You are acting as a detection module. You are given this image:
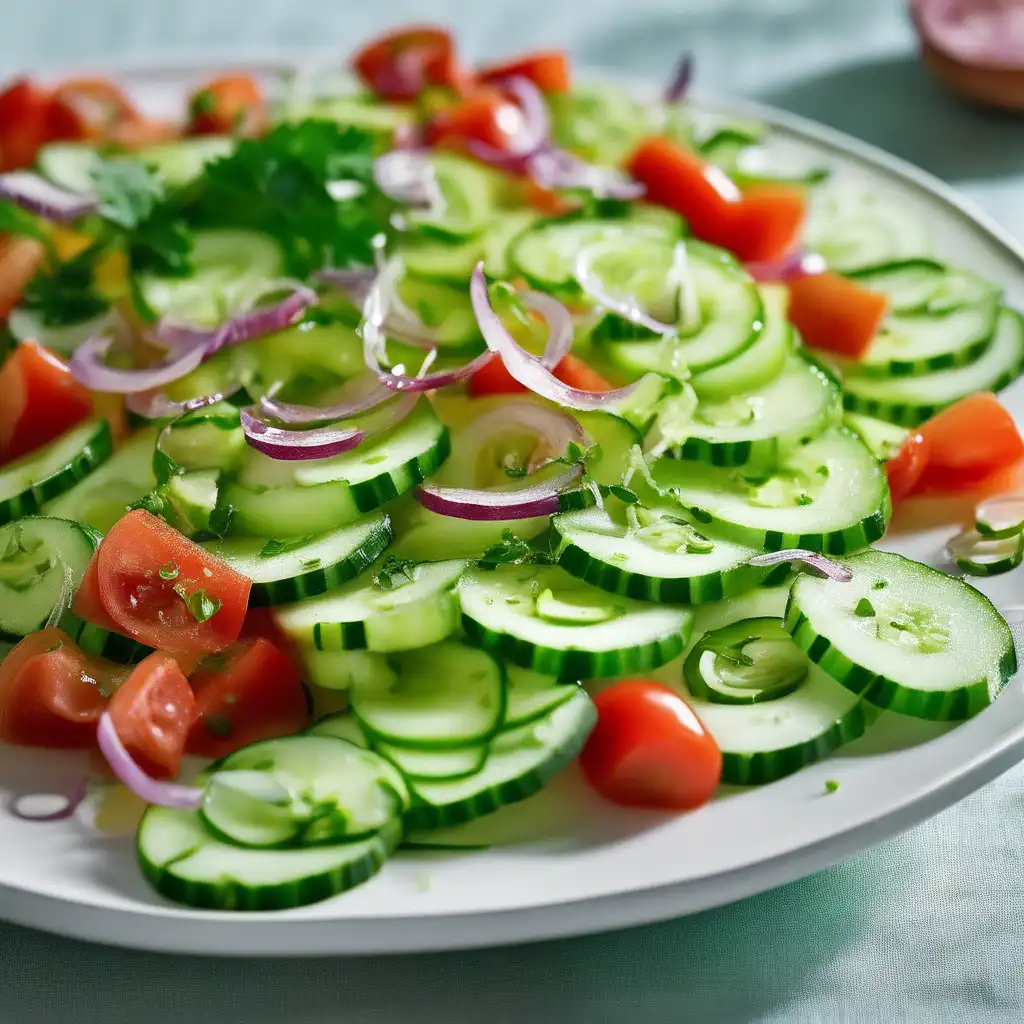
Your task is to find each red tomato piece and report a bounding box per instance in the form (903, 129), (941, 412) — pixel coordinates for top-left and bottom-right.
(554, 353), (613, 393)
(477, 51), (571, 93)
(188, 75), (266, 136)
(0, 78), (53, 170)
(0, 629), (115, 748)
(627, 137), (741, 250)
(730, 184), (806, 263)
(0, 237), (48, 324)
(786, 272), (889, 359)
(186, 638), (308, 758)
(579, 680), (722, 811)
(885, 431), (930, 504)
(912, 392), (1024, 494)
(0, 341), (94, 465)
(522, 177), (577, 216)
(424, 86), (516, 152)
(83, 510), (251, 657)
(353, 26), (462, 102)
(467, 353), (613, 397)
(50, 77), (142, 140)
(106, 652), (195, 778)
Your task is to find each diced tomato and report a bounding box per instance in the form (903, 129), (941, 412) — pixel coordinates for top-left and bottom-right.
(786, 272), (889, 359)
(0, 341), (94, 465)
(627, 137), (741, 250)
(105, 652), (195, 778)
(76, 510), (251, 657)
(0, 629), (114, 748)
(72, 554), (122, 633)
(912, 392), (1024, 494)
(51, 77), (142, 141)
(0, 78), (53, 170)
(554, 353), (613, 392)
(0, 236), (48, 323)
(730, 184), (806, 263)
(186, 638), (308, 758)
(353, 26), (462, 102)
(424, 85), (515, 151)
(477, 51), (571, 93)
(188, 74), (266, 136)
(885, 431), (930, 504)
(522, 177), (576, 216)
(468, 353), (613, 397)
(579, 680), (722, 811)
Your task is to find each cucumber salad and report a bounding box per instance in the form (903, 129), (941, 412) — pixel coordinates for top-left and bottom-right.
(0, 26), (1021, 912)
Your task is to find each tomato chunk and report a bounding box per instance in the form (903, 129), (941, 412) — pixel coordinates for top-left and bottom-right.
(0, 629), (115, 748)
(51, 77), (142, 141)
(468, 353), (613, 397)
(0, 237), (48, 324)
(730, 184), (806, 263)
(106, 652), (195, 778)
(579, 680), (722, 811)
(885, 431), (930, 504)
(0, 341), (94, 465)
(477, 51), (570, 93)
(913, 392), (1024, 494)
(77, 510), (250, 657)
(786, 272), (889, 359)
(424, 86), (516, 151)
(0, 78), (53, 170)
(186, 638), (308, 758)
(353, 26), (462, 102)
(188, 74), (266, 136)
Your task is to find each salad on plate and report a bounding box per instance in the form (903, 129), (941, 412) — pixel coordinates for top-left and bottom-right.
(0, 24), (1022, 912)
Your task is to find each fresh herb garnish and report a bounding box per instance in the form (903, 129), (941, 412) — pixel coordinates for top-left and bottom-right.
(502, 464), (529, 480)
(44, 639), (64, 653)
(796, 493), (814, 506)
(477, 529), (554, 568)
(173, 584), (222, 623)
(260, 536), (314, 557)
(374, 555), (418, 590)
(92, 159), (164, 230)
(854, 598), (876, 617)
(22, 245), (110, 326)
(158, 561), (180, 581)
(872, 580), (888, 590)
(603, 483), (639, 504)
(206, 502), (235, 539)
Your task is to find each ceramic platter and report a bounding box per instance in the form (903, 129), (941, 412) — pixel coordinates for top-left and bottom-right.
(1, 60), (1023, 956)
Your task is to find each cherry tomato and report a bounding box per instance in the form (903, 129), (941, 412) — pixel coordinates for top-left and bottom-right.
(352, 26), (462, 102)
(188, 75), (266, 136)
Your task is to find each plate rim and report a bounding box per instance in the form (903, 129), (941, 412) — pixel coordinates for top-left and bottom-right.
(2, 57), (1024, 957)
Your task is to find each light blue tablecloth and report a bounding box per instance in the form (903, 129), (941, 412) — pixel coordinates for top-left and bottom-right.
(3, 2), (1024, 1021)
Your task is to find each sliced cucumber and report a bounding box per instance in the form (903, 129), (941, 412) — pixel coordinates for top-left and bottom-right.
(200, 735), (408, 848)
(395, 277), (482, 347)
(407, 153), (505, 241)
(459, 563), (694, 678)
(164, 470), (218, 536)
(0, 420), (111, 526)
(842, 412), (909, 462)
(947, 529), (1024, 578)
(375, 741), (489, 782)
(274, 558), (465, 651)
(349, 642), (506, 748)
(652, 427), (890, 554)
(550, 84), (661, 166)
(975, 494), (1024, 540)
(785, 548), (1016, 720)
(307, 711), (371, 748)
(204, 513), (393, 607)
(6, 307), (109, 355)
(0, 516), (100, 639)
(65, 617), (150, 665)
(138, 136), (236, 187)
(848, 259), (1000, 316)
(137, 806), (401, 911)
(224, 399), (450, 536)
(404, 689), (596, 830)
(35, 142), (101, 193)
(842, 307), (1024, 426)
(505, 666), (579, 728)
(159, 406), (245, 473)
(43, 428), (157, 533)
(552, 504), (764, 604)
(660, 356), (841, 468)
(284, 94), (414, 136)
(298, 649), (393, 693)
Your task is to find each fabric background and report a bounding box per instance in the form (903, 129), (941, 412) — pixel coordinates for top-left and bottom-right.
(1, 1), (1023, 1020)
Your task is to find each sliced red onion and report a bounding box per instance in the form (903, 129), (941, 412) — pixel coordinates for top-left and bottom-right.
(415, 468), (583, 521)
(153, 317), (222, 352)
(240, 407), (365, 460)
(125, 385), (241, 420)
(10, 777), (89, 823)
(748, 549), (854, 582)
(314, 266), (378, 306)
(69, 330), (208, 394)
(96, 712), (204, 810)
(664, 52), (694, 104)
(528, 148), (646, 201)
(746, 250), (827, 283)
(462, 399), (586, 474)
(258, 376), (393, 426)
(373, 150), (443, 209)
(0, 171), (98, 222)
(205, 279), (318, 355)
(471, 263), (652, 411)
(467, 76), (551, 167)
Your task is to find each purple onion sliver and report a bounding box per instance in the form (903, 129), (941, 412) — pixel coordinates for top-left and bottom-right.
(258, 379), (393, 426)
(96, 713), (205, 810)
(466, 76), (550, 169)
(663, 52), (694, 104)
(748, 549), (853, 582)
(69, 331), (208, 394)
(524, 289), (574, 368)
(10, 777), (89, 822)
(240, 407), (365, 460)
(414, 469), (580, 521)
(125, 385), (240, 421)
(206, 282), (318, 355)
(0, 171), (99, 222)
(528, 148), (646, 201)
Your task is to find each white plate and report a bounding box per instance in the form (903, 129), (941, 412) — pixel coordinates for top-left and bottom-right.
(3, 62), (1024, 957)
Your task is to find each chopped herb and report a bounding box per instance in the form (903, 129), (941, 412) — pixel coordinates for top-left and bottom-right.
(260, 536), (314, 557)
(174, 585), (222, 623)
(815, 465), (829, 477)
(22, 245), (109, 326)
(478, 530), (533, 567)
(690, 507), (713, 524)
(824, 779), (840, 794)
(374, 555), (418, 590)
(854, 598), (875, 617)
(604, 484), (640, 504)
(796, 493), (814, 506)
(207, 503), (235, 539)
(92, 158), (165, 231)
(152, 447), (185, 486)
(503, 464), (528, 480)
(872, 580), (888, 590)
(203, 714), (233, 738)
(0, 201), (55, 254)
(158, 561), (180, 581)
(190, 89), (217, 118)
(128, 490), (166, 516)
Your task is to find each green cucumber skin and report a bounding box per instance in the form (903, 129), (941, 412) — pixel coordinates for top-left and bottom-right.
(246, 520), (393, 608)
(853, 333), (994, 380)
(68, 617), (151, 664)
(720, 699), (877, 785)
(552, 530), (765, 605)
(0, 422), (112, 525)
(460, 614), (686, 679)
(784, 605), (1015, 721)
(137, 815), (401, 912)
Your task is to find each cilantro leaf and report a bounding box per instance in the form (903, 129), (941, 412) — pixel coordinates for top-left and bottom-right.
(92, 159), (165, 230)
(21, 245), (109, 327)
(260, 536), (314, 557)
(374, 556), (418, 590)
(153, 447), (185, 487)
(158, 561), (180, 581)
(173, 584), (222, 623)
(207, 502), (235, 539)
(854, 598), (876, 617)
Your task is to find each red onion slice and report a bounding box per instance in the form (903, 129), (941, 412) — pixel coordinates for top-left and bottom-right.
(125, 385), (242, 420)
(373, 150), (443, 209)
(664, 52), (695, 104)
(314, 266), (378, 306)
(0, 171), (98, 222)
(96, 713), (204, 810)
(69, 330), (208, 394)
(205, 279), (318, 355)
(746, 251), (827, 284)
(460, 399), (586, 474)
(748, 549), (854, 582)
(471, 263), (652, 411)
(258, 376), (393, 426)
(527, 148), (646, 201)
(10, 777), (89, 823)
(240, 407), (365, 460)
(467, 76), (551, 167)
(415, 468), (583, 521)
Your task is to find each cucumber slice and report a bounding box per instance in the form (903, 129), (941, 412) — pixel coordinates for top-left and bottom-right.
(137, 806), (401, 911)
(164, 471), (218, 536)
(0, 516), (100, 639)
(6, 307), (109, 355)
(298, 649), (393, 693)
(65, 617), (150, 664)
(552, 505), (764, 604)
(842, 412), (909, 462)
(505, 666), (579, 727)
(35, 142), (101, 193)
(307, 711), (371, 748)
(224, 399), (450, 536)
(550, 84), (661, 166)
(975, 495), (1024, 540)
(459, 563), (694, 678)
(397, 236), (482, 285)
(285, 95), (414, 135)
(842, 307), (1024, 426)
(651, 427), (890, 554)
(375, 741), (489, 781)
(138, 136), (235, 187)
(204, 513), (393, 607)
(404, 688), (596, 830)
(848, 260), (1000, 315)
(689, 284), (792, 399)
(408, 153), (504, 241)
(43, 428), (157, 533)
(349, 641), (506, 748)
(785, 548), (1016, 720)
(395, 277), (482, 348)
(0, 419), (111, 526)
(660, 356), (841, 468)
(200, 735), (408, 848)
(274, 558), (465, 651)
(159, 406), (245, 472)
(947, 529), (1024, 577)
(683, 616), (808, 704)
